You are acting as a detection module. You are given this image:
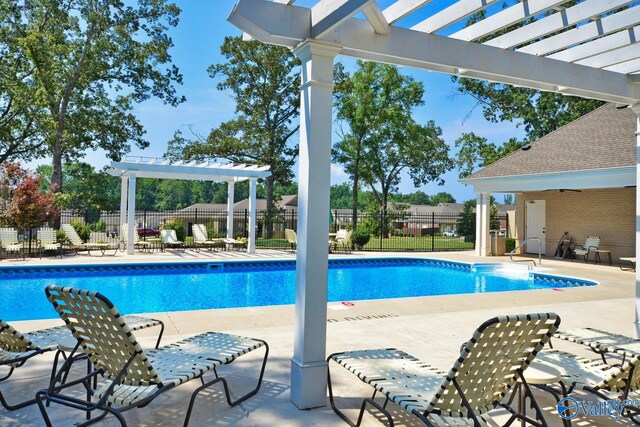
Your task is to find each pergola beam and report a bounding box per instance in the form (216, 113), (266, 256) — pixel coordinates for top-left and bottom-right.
(576, 43), (640, 69)
(519, 7), (640, 56)
(362, 3), (389, 35)
(485, 0), (636, 49)
(311, 0), (373, 38)
(228, 0), (640, 104)
(549, 26), (640, 63)
(382, 0), (431, 25)
(412, 0), (500, 34)
(451, 0), (569, 42)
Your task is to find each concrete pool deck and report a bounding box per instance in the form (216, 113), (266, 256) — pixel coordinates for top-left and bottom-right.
(0, 249), (636, 426)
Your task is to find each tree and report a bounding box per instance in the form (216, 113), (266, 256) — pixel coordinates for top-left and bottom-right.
(430, 192), (456, 205)
(166, 36), (300, 238)
(457, 199), (475, 242)
(37, 163), (119, 214)
(5, 175), (59, 244)
(4, 0), (184, 192)
(503, 194), (514, 205)
(455, 133), (525, 178)
(334, 62), (452, 237)
(0, 1), (47, 163)
(0, 162), (29, 211)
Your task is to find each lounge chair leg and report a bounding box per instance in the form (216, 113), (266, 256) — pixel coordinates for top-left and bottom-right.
(0, 389), (37, 411)
(153, 320), (165, 349)
(182, 341), (268, 427)
(36, 390), (54, 427)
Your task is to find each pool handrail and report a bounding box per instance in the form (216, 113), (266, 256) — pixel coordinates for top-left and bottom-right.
(510, 237), (542, 266)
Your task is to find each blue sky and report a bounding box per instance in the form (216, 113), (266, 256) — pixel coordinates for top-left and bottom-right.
(30, 0), (526, 204)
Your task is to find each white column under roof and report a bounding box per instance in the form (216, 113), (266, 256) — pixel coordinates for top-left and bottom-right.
(126, 173), (137, 255)
(248, 178), (257, 254)
(290, 40), (340, 410)
(632, 105), (640, 337)
(227, 181), (235, 239)
(119, 175), (128, 236)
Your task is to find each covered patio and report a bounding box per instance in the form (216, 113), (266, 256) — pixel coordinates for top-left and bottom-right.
(227, 0), (640, 410)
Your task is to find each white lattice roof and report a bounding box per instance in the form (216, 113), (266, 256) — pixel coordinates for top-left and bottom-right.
(229, 0), (640, 104)
(107, 156), (271, 182)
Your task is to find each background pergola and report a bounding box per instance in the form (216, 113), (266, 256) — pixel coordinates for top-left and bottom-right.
(107, 157), (271, 254)
(228, 0), (640, 410)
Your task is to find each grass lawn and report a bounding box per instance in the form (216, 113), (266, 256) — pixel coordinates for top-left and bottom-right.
(254, 236), (473, 251)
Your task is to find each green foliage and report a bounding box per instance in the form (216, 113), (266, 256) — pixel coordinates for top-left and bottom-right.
(69, 219), (91, 243)
(388, 190), (456, 206)
(490, 204), (500, 230)
(5, 173), (59, 231)
(503, 194), (514, 205)
(161, 219), (186, 242)
(2, 0), (184, 190)
(455, 133), (525, 178)
(351, 227), (371, 250)
(505, 237), (516, 253)
(333, 61), (453, 231)
(166, 36), (300, 237)
(457, 200), (476, 242)
(55, 229), (66, 243)
(94, 218), (106, 232)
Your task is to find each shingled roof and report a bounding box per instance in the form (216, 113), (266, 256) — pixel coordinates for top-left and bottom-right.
(466, 103), (636, 180)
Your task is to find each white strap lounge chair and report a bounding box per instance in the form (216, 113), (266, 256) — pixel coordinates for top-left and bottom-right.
(37, 285), (268, 426)
(0, 315), (163, 411)
(121, 223), (153, 252)
(534, 348), (640, 422)
(284, 229), (297, 252)
(60, 224), (91, 255)
(328, 313), (560, 426)
(0, 228), (24, 259)
(223, 237), (245, 251)
(160, 228), (185, 251)
(554, 327), (640, 364)
(192, 224), (223, 251)
(37, 227), (61, 258)
(331, 229), (352, 254)
(572, 235), (600, 263)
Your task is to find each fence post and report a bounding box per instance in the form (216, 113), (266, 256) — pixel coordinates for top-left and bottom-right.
(244, 209), (248, 238)
(431, 212), (435, 251)
(505, 213), (510, 238)
(195, 208), (198, 231)
(379, 210), (383, 251)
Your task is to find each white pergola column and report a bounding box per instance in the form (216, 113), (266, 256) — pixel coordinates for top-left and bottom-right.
(227, 181), (235, 239)
(119, 175), (128, 233)
(633, 105), (640, 337)
(126, 173), (136, 255)
(290, 40), (341, 409)
(475, 192), (491, 257)
(248, 178), (257, 254)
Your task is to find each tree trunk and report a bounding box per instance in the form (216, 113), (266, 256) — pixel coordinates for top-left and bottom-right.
(50, 127), (64, 228)
(265, 176), (274, 239)
(381, 190), (388, 239)
(351, 173), (359, 230)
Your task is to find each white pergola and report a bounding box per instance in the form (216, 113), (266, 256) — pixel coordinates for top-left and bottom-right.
(107, 157), (271, 255)
(227, 0), (640, 410)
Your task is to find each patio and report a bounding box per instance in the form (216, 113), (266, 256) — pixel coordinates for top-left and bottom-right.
(0, 250), (634, 426)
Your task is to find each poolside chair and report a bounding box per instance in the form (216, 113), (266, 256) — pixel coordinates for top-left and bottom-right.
(223, 237), (246, 251)
(572, 235), (600, 263)
(37, 227), (61, 258)
(328, 313), (561, 427)
(60, 224), (91, 255)
(192, 224), (223, 251)
(534, 346), (640, 422)
(160, 228), (185, 251)
(331, 229), (352, 254)
(620, 257), (636, 271)
(0, 228), (24, 259)
(285, 229), (297, 252)
(37, 285), (268, 426)
(121, 223), (153, 252)
(0, 315), (164, 411)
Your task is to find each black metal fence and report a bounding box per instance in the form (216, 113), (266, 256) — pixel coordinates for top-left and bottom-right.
(39, 208), (509, 252)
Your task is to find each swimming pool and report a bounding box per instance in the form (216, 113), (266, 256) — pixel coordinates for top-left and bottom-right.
(0, 258), (596, 321)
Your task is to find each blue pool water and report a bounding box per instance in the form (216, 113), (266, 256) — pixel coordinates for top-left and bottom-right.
(0, 259), (596, 321)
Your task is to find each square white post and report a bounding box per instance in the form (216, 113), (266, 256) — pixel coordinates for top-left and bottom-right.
(227, 181), (235, 239)
(474, 193), (490, 256)
(119, 175), (128, 238)
(633, 106), (640, 337)
(248, 178), (257, 254)
(126, 173), (137, 255)
(290, 40), (341, 409)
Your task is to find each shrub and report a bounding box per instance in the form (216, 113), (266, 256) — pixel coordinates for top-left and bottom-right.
(70, 219), (91, 243)
(351, 227), (371, 250)
(162, 219), (186, 241)
(94, 218), (107, 232)
(505, 237), (516, 253)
